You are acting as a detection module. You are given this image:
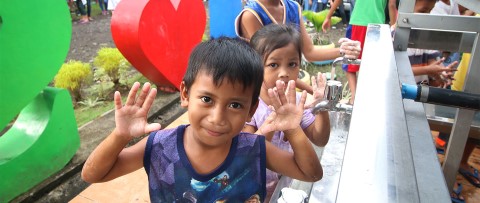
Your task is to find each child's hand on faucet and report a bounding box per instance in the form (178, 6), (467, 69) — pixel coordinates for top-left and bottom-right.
(339, 38), (361, 59)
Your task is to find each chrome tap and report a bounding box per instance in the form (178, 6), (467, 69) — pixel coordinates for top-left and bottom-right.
(311, 57), (360, 114)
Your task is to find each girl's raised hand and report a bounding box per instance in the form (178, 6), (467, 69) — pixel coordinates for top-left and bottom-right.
(305, 72), (327, 108)
(259, 80), (307, 134)
(113, 82), (161, 140)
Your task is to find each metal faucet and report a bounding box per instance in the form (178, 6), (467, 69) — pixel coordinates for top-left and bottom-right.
(311, 57), (361, 114)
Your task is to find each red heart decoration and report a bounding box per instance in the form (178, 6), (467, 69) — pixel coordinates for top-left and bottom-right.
(111, 0), (206, 90)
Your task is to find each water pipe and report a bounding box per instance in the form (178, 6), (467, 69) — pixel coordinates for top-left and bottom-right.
(401, 83), (480, 111)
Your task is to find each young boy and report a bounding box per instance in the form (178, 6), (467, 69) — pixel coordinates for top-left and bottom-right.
(81, 38), (322, 202)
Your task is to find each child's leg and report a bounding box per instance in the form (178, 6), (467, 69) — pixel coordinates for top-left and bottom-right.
(103, 1), (108, 13)
(345, 25), (367, 104)
(76, 0), (87, 16)
(86, 0), (92, 18)
(76, 0), (89, 22)
(98, 0), (106, 11)
(337, 2), (348, 25)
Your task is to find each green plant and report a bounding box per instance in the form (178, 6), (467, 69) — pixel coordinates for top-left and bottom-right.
(54, 60), (92, 102)
(302, 10), (342, 33)
(92, 67), (112, 99)
(341, 81), (352, 101)
(93, 47), (130, 89)
(202, 33), (210, 42)
(311, 35), (333, 46)
(77, 97), (104, 109)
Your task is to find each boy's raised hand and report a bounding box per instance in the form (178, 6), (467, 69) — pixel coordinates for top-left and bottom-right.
(259, 80), (307, 134)
(113, 82), (161, 140)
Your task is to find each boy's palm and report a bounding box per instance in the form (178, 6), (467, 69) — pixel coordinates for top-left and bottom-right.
(261, 80), (307, 133)
(114, 82), (161, 139)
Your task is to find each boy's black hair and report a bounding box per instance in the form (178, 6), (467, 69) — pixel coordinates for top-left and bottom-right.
(250, 24), (302, 64)
(183, 37), (264, 105)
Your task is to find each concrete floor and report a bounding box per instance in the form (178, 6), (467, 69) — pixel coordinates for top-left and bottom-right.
(434, 132), (480, 203)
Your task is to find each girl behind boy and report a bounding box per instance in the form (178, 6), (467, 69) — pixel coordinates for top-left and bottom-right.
(82, 38), (322, 202)
(244, 24), (330, 200)
(236, 0), (361, 94)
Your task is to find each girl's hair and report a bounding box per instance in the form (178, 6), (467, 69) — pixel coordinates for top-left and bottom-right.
(182, 37), (264, 105)
(250, 24), (302, 63)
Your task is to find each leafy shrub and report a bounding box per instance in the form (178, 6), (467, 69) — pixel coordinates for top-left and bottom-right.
(77, 97), (104, 109)
(54, 60), (92, 102)
(303, 10), (342, 32)
(93, 47), (130, 89)
(202, 33), (210, 42)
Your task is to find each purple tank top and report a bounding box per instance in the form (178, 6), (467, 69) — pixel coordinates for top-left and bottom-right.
(144, 125), (266, 202)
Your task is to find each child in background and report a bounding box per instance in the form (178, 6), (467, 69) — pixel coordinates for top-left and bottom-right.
(244, 24), (330, 201)
(76, 0), (91, 23)
(82, 38), (322, 202)
(322, 0), (398, 103)
(107, 0), (121, 15)
(235, 0), (361, 94)
(408, 49), (457, 88)
(410, 0), (463, 202)
(430, 0), (461, 70)
(98, 0), (108, 16)
(408, 0), (457, 88)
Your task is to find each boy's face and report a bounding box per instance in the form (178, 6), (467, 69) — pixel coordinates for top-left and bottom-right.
(180, 70), (257, 147)
(263, 43), (300, 89)
(414, 0), (436, 13)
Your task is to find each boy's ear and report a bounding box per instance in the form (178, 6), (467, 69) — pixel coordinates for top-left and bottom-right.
(180, 81), (189, 107)
(247, 100), (259, 122)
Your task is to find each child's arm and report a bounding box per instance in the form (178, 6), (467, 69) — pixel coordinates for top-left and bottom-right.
(82, 82), (161, 183)
(300, 17), (360, 62)
(266, 129), (322, 182)
(412, 58), (457, 88)
(243, 124), (275, 141)
(388, 0), (398, 26)
(322, 0), (343, 33)
(263, 80), (323, 181)
(411, 57), (457, 76)
(295, 79), (314, 95)
(238, 10), (263, 40)
(304, 72), (330, 147)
